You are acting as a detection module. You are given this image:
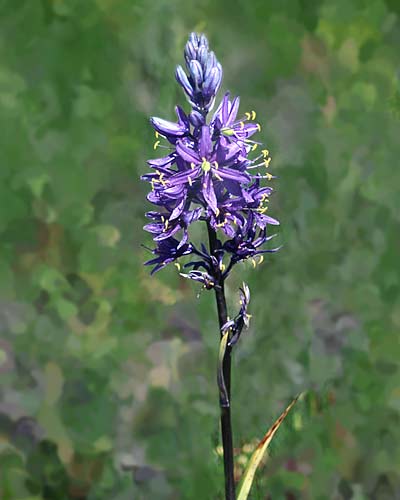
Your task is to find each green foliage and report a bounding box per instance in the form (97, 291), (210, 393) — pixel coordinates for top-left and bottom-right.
(0, 0), (399, 498)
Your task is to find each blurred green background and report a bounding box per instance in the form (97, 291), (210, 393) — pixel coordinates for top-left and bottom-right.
(1, 1), (400, 498)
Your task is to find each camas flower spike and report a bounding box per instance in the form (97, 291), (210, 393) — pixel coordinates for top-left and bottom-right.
(143, 33), (279, 286)
(142, 33), (281, 500)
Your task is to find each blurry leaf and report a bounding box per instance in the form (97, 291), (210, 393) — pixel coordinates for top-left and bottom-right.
(217, 331), (229, 408)
(26, 173), (50, 198)
(94, 435), (113, 452)
(44, 362), (64, 405)
(0, 66), (26, 109)
(35, 266), (68, 294)
(55, 298), (78, 320)
(237, 395), (301, 500)
(94, 225), (121, 248)
(74, 85), (113, 119)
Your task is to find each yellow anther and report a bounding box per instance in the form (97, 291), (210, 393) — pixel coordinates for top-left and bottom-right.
(164, 218), (169, 230)
(240, 121), (245, 129)
(174, 262), (181, 271)
(251, 110), (256, 120)
(219, 262), (226, 272)
(261, 195), (269, 204)
(213, 161), (219, 168)
(266, 172), (273, 180)
(256, 123), (261, 132)
(153, 140), (160, 150)
(201, 158), (211, 172)
(190, 162), (196, 169)
(251, 258), (257, 268)
(252, 143), (258, 151)
(245, 112), (251, 120)
(155, 169), (166, 186)
(155, 131), (159, 138)
(264, 157), (271, 168)
(215, 208), (220, 217)
(258, 255), (264, 265)
(150, 180), (155, 191)
(214, 172), (223, 181)
(216, 218), (227, 228)
(188, 175), (193, 186)
(262, 149), (270, 157)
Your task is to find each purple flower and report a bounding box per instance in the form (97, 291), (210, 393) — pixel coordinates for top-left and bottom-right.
(144, 237), (193, 274)
(143, 32), (280, 284)
(222, 211), (280, 267)
(150, 106), (190, 144)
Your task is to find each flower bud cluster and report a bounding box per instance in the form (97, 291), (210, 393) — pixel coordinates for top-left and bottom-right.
(175, 32), (223, 118)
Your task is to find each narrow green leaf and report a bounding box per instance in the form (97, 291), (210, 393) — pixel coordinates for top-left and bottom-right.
(217, 331), (230, 408)
(237, 394), (302, 500)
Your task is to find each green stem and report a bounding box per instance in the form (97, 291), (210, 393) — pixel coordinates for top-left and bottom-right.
(207, 224), (236, 500)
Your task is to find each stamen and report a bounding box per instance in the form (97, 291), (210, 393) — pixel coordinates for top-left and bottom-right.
(174, 262), (181, 271)
(216, 218), (227, 227)
(264, 158), (271, 168)
(153, 140), (160, 150)
(251, 110), (256, 120)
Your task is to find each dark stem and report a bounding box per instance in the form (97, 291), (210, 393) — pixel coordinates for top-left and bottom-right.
(207, 224), (236, 500)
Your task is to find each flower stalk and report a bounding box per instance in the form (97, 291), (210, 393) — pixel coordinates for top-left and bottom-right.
(142, 32), (280, 499)
(208, 223), (236, 499)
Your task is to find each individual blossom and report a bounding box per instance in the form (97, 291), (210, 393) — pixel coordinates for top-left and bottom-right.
(144, 237), (193, 275)
(222, 210), (280, 269)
